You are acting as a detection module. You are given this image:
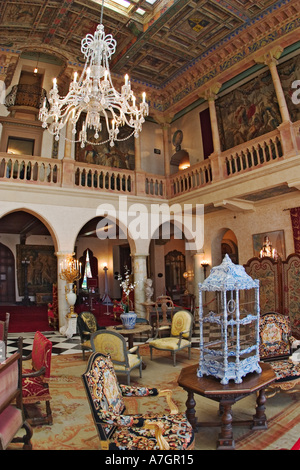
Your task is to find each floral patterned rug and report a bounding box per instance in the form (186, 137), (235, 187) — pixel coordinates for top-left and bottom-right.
(10, 348), (300, 450)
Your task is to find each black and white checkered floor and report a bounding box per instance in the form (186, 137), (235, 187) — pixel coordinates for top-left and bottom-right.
(7, 326), (202, 357)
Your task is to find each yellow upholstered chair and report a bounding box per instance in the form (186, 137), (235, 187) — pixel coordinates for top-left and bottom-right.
(82, 352), (195, 450)
(91, 330), (142, 385)
(77, 311), (106, 359)
(149, 310), (193, 366)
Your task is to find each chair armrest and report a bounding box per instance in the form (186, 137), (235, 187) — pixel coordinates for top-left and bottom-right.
(120, 383), (159, 397)
(22, 365), (46, 378)
(128, 346), (139, 354)
(158, 389), (178, 415)
(144, 420), (170, 450)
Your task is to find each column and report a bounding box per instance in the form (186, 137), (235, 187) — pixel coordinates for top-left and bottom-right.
(132, 254), (148, 318)
(199, 83), (222, 154)
(256, 47), (290, 123)
(134, 133), (146, 196)
(193, 252), (204, 321)
(255, 47), (297, 157)
(162, 123), (171, 177)
(56, 251), (74, 335)
(61, 120), (76, 187)
(199, 83), (225, 181)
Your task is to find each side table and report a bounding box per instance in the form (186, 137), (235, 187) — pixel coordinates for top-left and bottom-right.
(178, 362), (276, 450)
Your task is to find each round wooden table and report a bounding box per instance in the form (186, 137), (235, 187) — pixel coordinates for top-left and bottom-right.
(178, 362), (276, 450)
(107, 324), (151, 349)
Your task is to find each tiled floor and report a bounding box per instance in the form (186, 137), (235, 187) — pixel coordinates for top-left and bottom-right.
(7, 331), (83, 357)
(7, 325), (202, 357)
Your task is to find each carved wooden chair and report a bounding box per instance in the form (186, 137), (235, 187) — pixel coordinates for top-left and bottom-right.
(82, 352), (195, 450)
(259, 312), (300, 396)
(91, 330), (142, 385)
(77, 311), (106, 359)
(150, 296), (174, 335)
(149, 310), (193, 366)
(22, 331), (53, 425)
(0, 312), (10, 358)
(0, 337), (33, 450)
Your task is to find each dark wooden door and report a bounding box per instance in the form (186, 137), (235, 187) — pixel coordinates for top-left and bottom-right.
(0, 243), (15, 303)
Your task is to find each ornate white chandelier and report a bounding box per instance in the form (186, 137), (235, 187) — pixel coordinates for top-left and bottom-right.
(39, 2), (149, 148)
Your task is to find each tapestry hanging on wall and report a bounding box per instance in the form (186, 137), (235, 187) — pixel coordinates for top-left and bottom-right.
(75, 114), (135, 170)
(17, 245), (57, 296)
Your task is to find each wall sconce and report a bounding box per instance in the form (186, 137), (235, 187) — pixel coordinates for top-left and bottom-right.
(201, 260), (209, 279)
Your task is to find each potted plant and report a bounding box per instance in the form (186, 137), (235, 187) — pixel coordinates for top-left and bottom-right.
(118, 267), (138, 329)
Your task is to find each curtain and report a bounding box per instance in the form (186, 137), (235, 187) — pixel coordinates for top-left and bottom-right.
(290, 207), (300, 254)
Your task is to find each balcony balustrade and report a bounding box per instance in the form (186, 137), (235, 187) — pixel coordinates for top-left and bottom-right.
(0, 121), (299, 200)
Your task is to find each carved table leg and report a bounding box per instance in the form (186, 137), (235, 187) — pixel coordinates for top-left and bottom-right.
(185, 390), (198, 431)
(252, 388), (268, 430)
(217, 400), (235, 450)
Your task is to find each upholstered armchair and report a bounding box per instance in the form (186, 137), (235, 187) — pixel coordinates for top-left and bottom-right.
(0, 338), (33, 450)
(22, 331), (53, 425)
(0, 312), (10, 359)
(91, 330), (142, 385)
(82, 352), (195, 450)
(77, 311), (106, 359)
(149, 310), (193, 366)
(259, 312), (300, 396)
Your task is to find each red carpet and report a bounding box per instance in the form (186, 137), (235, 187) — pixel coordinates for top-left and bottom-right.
(0, 305), (53, 333)
(0, 303), (119, 333)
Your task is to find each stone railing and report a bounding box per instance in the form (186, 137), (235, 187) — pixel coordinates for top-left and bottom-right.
(74, 162), (135, 194)
(0, 121), (299, 198)
(0, 153), (61, 185)
(169, 160), (213, 197)
(222, 129), (283, 177)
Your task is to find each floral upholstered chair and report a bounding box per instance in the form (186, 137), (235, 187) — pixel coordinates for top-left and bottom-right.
(0, 312), (10, 359)
(91, 330), (142, 385)
(22, 331), (53, 425)
(77, 311), (106, 359)
(259, 312), (300, 395)
(149, 310), (193, 366)
(82, 352), (194, 450)
(0, 338), (32, 450)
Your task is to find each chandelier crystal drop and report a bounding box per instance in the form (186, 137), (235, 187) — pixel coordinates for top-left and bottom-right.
(39, 16), (148, 147)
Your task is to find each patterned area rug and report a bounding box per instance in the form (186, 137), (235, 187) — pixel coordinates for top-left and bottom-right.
(9, 347), (300, 451)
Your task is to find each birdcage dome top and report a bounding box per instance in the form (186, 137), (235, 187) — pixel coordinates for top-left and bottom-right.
(199, 254), (259, 291)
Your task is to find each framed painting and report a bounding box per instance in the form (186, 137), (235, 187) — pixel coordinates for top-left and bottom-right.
(252, 230), (285, 259)
(16, 245), (57, 296)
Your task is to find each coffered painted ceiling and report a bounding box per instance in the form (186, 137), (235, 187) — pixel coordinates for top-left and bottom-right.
(0, 0), (300, 118)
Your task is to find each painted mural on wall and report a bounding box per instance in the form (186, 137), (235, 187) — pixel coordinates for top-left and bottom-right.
(215, 55), (300, 151)
(75, 115), (135, 170)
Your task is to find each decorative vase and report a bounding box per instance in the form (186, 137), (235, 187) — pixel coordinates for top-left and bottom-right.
(120, 311), (137, 329)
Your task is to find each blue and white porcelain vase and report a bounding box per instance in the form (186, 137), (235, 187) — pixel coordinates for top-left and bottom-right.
(120, 311), (137, 329)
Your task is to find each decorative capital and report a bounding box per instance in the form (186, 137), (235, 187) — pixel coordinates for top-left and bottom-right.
(255, 46), (283, 67)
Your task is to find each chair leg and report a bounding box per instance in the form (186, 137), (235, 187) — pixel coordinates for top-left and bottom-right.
(139, 363), (142, 378)
(172, 351), (176, 367)
(127, 373), (130, 386)
(12, 421), (33, 450)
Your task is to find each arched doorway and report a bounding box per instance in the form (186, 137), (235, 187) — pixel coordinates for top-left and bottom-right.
(221, 229), (239, 264)
(0, 243), (15, 303)
(0, 210), (58, 304)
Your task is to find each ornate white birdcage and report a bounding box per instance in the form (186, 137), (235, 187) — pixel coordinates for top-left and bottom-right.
(198, 254), (261, 384)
